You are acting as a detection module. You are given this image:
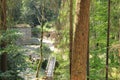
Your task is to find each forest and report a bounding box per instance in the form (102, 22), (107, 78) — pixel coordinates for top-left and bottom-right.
(0, 0), (120, 80)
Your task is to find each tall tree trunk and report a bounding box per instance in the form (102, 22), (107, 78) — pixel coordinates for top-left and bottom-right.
(69, 0), (73, 78)
(106, 0), (110, 79)
(0, 0), (7, 30)
(87, 28), (90, 80)
(0, 0), (7, 72)
(35, 1), (45, 78)
(71, 0), (90, 80)
(36, 23), (44, 79)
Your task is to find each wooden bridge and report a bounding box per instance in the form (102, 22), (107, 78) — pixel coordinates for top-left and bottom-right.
(43, 56), (56, 80)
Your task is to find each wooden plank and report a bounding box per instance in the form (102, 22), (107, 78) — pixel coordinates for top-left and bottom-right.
(45, 56), (56, 80)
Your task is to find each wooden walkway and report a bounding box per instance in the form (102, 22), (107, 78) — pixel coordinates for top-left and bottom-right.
(43, 56), (56, 80)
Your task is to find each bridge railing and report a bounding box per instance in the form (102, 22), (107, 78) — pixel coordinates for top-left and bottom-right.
(44, 56), (56, 80)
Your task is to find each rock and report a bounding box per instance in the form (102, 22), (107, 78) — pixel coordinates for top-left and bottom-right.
(29, 38), (40, 45)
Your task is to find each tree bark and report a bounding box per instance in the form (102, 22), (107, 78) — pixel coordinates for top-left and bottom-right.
(106, 0), (110, 79)
(71, 0), (90, 80)
(69, 0), (73, 78)
(0, 0), (7, 72)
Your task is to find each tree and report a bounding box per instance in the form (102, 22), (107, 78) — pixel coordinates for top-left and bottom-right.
(106, 0), (110, 79)
(20, 0), (60, 26)
(7, 0), (22, 26)
(71, 0), (90, 79)
(0, 0), (7, 73)
(69, 0), (73, 78)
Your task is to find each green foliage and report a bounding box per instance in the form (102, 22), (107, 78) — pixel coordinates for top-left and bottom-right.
(0, 29), (22, 45)
(89, 0), (120, 79)
(36, 44), (52, 59)
(32, 26), (41, 37)
(7, 0), (22, 26)
(42, 44), (52, 58)
(20, 0), (60, 26)
(0, 70), (24, 80)
(0, 30), (28, 79)
(53, 1), (70, 79)
(54, 50), (70, 80)
(4, 0), (120, 79)
(28, 43), (52, 71)
(89, 0), (108, 79)
(32, 22), (55, 37)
